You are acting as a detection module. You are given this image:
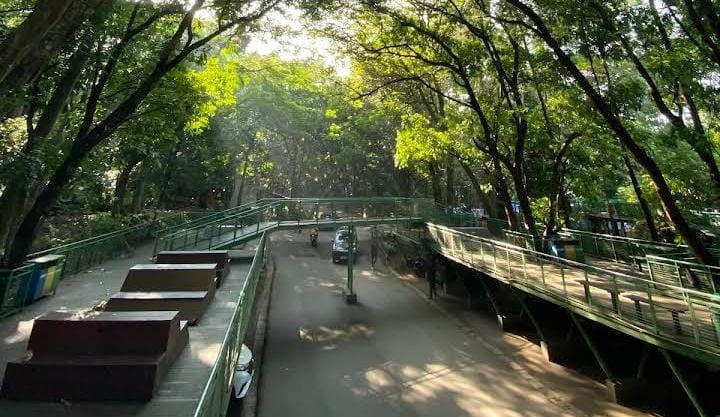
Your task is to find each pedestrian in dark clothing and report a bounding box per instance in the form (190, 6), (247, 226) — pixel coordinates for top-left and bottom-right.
(370, 239), (378, 268)
(427, 258), (437, 299)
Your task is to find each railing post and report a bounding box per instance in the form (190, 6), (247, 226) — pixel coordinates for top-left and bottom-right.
(685, 295), (701, 346)
(646, 283), (660, 333)
(594, 236), (600, 257)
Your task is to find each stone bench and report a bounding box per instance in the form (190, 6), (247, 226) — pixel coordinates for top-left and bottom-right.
(122, 263), (217, 292)
(1, 311), (188, 401)
(576, 280), (624, 313)
(623, 294), (688, 335)
(106, 290), (214, 325)
(156, 250), (230, 287)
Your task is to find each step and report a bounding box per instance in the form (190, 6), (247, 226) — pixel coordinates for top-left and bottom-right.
(156, 251), (230, 286)
(122, 264), (217, 292)
(1, 311), (188, 401)
(106, 289), (214, 325)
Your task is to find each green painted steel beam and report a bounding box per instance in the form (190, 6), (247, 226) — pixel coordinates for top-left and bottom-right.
(516, 294), (546, 342)
(659, 348), (709, 417)
(569, 312), (615, 381)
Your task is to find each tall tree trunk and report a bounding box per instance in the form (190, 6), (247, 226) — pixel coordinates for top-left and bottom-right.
(428, 162), (444, 205)
(508, 0), (715, 265)
(559, 185), (572, 227)
(623, 154), (659, 241)
(510, 168), (537, 236)
(492, 158), (518, 230)
(229, 133), (257, 207)
(545, 134), (580, 237)
(113, 158), (141, 214)
(0, 182), (28, 256)
(131, 171), (147, 214)
(157, 141), (181, 210)
(459, 161), (497, 217)
(445, 155), (455, 207)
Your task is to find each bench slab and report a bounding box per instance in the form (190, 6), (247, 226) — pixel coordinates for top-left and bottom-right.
(1, 311), (188, 401)
(106, 289), (214, 325)
(156, 251), (230, 286)
(122, 264), (217, 292)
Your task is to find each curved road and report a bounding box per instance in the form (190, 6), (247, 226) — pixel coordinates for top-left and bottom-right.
(257, 229), (650, 417)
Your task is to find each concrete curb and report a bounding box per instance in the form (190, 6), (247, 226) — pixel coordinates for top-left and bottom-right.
(239, 254), (276, 417)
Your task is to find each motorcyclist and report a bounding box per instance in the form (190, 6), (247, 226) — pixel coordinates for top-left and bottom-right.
(310, 228), (319, 246)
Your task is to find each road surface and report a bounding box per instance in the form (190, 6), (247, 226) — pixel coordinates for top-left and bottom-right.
(257, 229), (650, 417)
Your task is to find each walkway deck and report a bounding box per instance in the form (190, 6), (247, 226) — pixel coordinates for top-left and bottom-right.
(0, 241), (255, 417)
(424, 223), (720, 367)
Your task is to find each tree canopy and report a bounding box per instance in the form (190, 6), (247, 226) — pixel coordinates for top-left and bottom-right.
(2, 0), (720, 266)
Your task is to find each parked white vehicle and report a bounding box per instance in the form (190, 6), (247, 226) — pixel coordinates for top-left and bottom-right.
(232, 344), (254, 400)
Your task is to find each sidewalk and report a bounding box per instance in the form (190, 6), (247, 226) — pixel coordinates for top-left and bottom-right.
(380, 260), (649, 417)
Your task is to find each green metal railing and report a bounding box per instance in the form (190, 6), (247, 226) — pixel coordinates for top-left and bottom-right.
(193, 232), (268, 417)
(646, 255), (719, 294)
(564, 228), (685, 263)
(153, 199), (279, 239)
(28, 222), (153, 275)
(423, 222), (720, 365)
(0, 264), (35, 318)
(487, 218), (510, 237)
(155, 197), (435, 255)
(502, 229), (544, 251)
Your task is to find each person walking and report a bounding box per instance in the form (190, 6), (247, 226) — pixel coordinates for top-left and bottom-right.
(427, 257), (437, 300)
(370, 237), (378, 268)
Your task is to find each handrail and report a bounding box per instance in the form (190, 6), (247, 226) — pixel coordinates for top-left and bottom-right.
(26, 221), (154, 275)
(153, 198), (280, 236)
(193, 232), (268, 417)
(154, 197), (437, 255)
(0, 264), (36, 317)
(159, 201), (280, 240)
(564, 228), (682, 248)
(27, 222), (152, 259)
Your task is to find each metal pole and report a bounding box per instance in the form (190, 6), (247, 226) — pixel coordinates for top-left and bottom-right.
(346, 226), (356, 303)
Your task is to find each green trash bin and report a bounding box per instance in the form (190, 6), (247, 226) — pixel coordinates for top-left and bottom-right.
(26, 254), (66, 302)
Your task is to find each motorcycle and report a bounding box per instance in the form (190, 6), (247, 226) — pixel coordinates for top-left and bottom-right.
(310, 229), (319, 247)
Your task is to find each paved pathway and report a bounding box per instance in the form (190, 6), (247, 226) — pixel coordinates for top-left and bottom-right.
(257, 229), (650, 417)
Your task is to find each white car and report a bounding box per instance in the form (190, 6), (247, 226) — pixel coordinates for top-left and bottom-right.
(232, 344), (254, 400)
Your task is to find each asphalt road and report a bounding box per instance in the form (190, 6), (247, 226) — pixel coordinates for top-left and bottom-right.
(257, 228), (650, 417)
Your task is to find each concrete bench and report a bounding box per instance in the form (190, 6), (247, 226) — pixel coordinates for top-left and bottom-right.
(156, 250), (230, 287)
(623, 294), (688, 335)
(106, 290), (214, 325)
(121, 263), (217, 292)
(576, 280), (623, 313)
(1, 311), (188, 401)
